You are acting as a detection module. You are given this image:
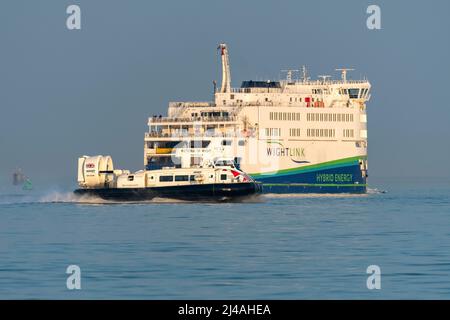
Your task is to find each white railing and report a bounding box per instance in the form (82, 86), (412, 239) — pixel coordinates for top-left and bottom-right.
(168, 101), (214, 108)
(149, 116), (238, 123)
(145, 131), (253, 139)
(280, 79), (369, 86)
(227, 80), (369, 93)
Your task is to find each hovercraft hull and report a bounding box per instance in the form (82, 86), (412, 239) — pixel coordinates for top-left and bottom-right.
(74, 182), (262, 202)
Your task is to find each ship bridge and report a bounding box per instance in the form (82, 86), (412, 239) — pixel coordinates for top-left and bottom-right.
(211, 47), (371, 109)
(213, 65), (370, 109)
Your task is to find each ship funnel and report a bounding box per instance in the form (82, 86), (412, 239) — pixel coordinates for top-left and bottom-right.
(218, 43), (231, 93)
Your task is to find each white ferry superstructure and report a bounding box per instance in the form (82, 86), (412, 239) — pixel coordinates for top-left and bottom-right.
(144, 44), (371, 193)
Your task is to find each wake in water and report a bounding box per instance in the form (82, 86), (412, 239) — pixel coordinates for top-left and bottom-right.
(1, 188), (384, 205)
(37, 191), (263, 205)
(38, 191), (192, 205)
(39, 191), (108, 204)
(367, 187), (387, 194)
(0, 191), (102, 205)
(0, 190), (265, 205)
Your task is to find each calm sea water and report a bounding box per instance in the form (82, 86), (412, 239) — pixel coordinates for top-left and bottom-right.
(0, 178), (449, 299)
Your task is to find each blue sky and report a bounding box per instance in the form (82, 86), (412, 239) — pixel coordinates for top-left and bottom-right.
(1, 0), (449, 187)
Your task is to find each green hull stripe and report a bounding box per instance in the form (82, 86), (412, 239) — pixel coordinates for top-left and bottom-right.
(250, 155), (367, 178)
(263, 183), (367, 187)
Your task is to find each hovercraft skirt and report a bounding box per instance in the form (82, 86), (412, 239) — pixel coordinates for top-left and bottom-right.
(74, 182), (262, 202)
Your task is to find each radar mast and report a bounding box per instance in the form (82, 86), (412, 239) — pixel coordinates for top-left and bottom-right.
(335, 68), (355, 83)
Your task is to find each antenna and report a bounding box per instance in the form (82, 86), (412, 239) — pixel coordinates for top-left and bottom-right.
(335, 68), (355, 83)
(281, 69), (299, 83)
(301, 65), (310, 82)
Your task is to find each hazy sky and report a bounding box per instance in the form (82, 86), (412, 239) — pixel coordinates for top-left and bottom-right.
(1, 0), (450, 188)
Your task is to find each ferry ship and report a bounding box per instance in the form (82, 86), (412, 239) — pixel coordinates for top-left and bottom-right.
(145, 44), (371, 193)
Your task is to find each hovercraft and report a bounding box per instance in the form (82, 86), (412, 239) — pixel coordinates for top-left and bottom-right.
(74, 155), (262, 201)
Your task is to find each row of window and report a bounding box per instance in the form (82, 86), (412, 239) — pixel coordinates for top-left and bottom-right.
(306, 113), (354, 122)
(343, 129), (355, 138)
(299, 88), (368, 97)
(288, 97), (322, 102)
(159, 175), (195, 182)
(265, 128), (281, 137)
(306, 128), (336, 138)
(269, 112), (355, 122)
(148, 139), (246, 150)
(338, 88), (370, 99)
(289, 128), (301, 137)
(312, 89), (327, 94)
(269, 112), (301, 121)
(159, 174), (229, 182)
(221, 140), (245, 146)
(268, 128), (357, 138)
(191, 111), (230, 118)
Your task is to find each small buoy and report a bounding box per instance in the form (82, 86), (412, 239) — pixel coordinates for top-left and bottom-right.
(22, 179), (33, 191)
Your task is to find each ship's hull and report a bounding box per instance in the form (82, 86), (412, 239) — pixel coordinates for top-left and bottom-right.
(74, 182), (262, 202)
(251, 157), (367, 194)
(146, 131), (369, 194)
